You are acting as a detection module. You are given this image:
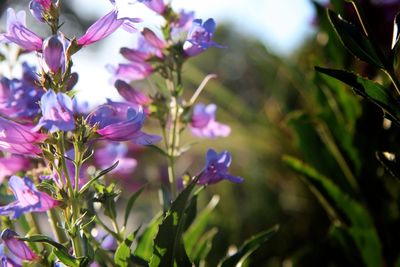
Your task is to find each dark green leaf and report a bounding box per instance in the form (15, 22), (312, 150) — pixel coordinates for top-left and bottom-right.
(219, 225), (279, 267)
(327, 9), (384, 68)
(283, 155), (383, 267)
(315, 67), (400, 126)
(20, 235), (81, 267)
(149, 177), (199, 267)
(124, 185), (146, 227)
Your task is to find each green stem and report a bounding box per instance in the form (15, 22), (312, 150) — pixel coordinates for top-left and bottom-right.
(58, 132), (73, 196)
(73, 142), (82, 193)
(167, 96), (180, 199)
(47, 209), (68, 243)
(71, 199), (84, 257)
(58, 132), (84, 257)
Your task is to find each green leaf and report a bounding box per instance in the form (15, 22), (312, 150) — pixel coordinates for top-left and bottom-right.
(184, 195), (219, 257)
(79, 161), (119, 194)
(219, 225), (279, 267)
(190, 228), (218, 266)
(283, 155), (383, 267)
(327, 9), (384, 68)
(149, 178), (199, 267)
(20, 235), (82, 267)
(135, 213), (163, 261)
(315, 67), (400, 126)
(124, 185), (146, 227)
(114, 232), (135, 267)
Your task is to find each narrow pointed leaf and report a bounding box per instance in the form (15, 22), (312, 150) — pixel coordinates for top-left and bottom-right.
(149, 178), (199, 267)
(315, 67), (400, 125)
(219, 225), (279, 267)
(124, 185), (146, 227)
(283, 155), (383, 267)
(327, 9), (384, 68)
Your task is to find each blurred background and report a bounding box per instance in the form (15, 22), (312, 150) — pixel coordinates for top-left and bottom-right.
(2, 0), (400, 266)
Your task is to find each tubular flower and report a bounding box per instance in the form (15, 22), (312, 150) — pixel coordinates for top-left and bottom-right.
(139, 0), (167, 14)
(108, 62), (153, 82)
(0, 176), (60, 219)
(29, 0), (52, 22)
(1, 229), (37, 261)
(183, 18), (222, 57)
(190, 103), (230, 138)
(198, 149), (243, 185)
(0, 8), (43, 51)
(87, 101), (160, 145)
(120, 30), (164, 62)
(115, 80), (151, 107)
(77, 9), (141, 46)
(36, 90), (75, 133)
(41, 34), (67, 75)
(0, 117), (47, 156)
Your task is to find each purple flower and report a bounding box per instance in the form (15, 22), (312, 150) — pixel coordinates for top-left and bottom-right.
(171, 10), (195, 40)
(0, 117), (47, 156)
(92, 228), (117, 250)
(0, 64), (43, 121)
(95, 142), (137, 178)
(115, 80), (151, 108)
(77, 9), (140, 47)
(87, 101), (160, 145)
(139, 0), (167, 14)
(1, 230), (37, 261)
(41, 34), (67, 74)
(0, 156), (30, 184)
(0, 244), (22, 267)
(183, 18), (222, 57)
(120, 33), (163, 62)
(29, 0), (52, 22)
(107, 62), (153, 82)
(198, 149), (243, 185)
(36, 90), (75, 133)
(142, 28), (167, 49)
(190, 103), (230, 138)
(0, 176), (60, 218)
(0, 8), (43, 51)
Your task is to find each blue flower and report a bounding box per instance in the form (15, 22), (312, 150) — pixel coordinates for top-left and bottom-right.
(37, 90), (75, 133)
(183, 18), (223, 57)
(198, 149), (243, 185)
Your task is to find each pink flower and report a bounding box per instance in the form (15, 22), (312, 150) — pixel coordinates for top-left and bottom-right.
(77, 9), (140, 46)
(1, 229), (37, 262)
(0, 117), (47, 156)
(0, 8), (43, 51)
(190, 103), (230, 138)
(0, 176), (60, 218)
(0, 156), (30, 184)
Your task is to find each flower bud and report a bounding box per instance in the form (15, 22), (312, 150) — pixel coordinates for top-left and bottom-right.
(42, 34), (65, 74)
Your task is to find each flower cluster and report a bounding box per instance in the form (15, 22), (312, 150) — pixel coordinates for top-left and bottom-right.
(0, 0), (244, 265)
